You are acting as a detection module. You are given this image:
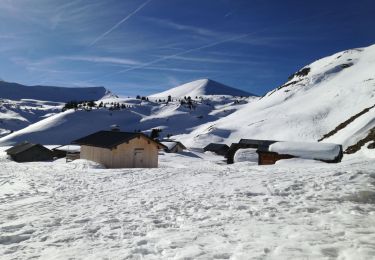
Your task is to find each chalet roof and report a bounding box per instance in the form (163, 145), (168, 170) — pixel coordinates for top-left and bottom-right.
(72, 131), (167, 149)
(5, 141), (47, 155)
(239, 139), (277, 147)
(204, 143), (229, 151)
(161, 141), (186, 150)
(5, 141), (36, 155)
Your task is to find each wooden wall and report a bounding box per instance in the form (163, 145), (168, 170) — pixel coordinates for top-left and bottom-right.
(80, 135), (159, 168)
(257, 151), (294, 165)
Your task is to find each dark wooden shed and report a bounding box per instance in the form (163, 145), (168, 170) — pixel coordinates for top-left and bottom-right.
(6, 141), (54, 162)
(226, 139), (277, 164)
(203, 143), (229, 156)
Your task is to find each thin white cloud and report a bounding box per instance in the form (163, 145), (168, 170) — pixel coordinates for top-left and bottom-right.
(61, 55), (141, 66)
(89, 0), (152, 47)
(146, 17), (222, 38)
(107, 33), (250, 75)
(163, 55), (257, 65)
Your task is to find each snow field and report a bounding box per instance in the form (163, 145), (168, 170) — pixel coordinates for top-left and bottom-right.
(0, 151), (374, 259)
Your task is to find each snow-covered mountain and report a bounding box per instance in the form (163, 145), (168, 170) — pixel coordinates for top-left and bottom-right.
(177, 44), (375, 151)
(0, 80), (114, 137)
(150, 79), (254, 98)
(0, 95), (255, 145)
(0, 44), (374, 153)
(0, 80), (111, 102)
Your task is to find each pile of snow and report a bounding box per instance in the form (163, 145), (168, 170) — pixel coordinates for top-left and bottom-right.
(179, 44), (375, 150)
(150, 79), (254, 98)
(0, 80), (111, 102)
(269, 141), (342, 160)
(70, 159), (105, 169)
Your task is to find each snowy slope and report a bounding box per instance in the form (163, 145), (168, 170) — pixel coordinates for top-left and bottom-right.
(0, 96), (254, 146)
(0, 80), (111, 102)
(178, 44), (375, 149)
(0, 80), (114, 137)
(150, 79), (254, 98)
(0, 99), (63, 137)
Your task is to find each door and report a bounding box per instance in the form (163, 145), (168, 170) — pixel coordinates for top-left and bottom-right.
(133, 148), (145, 167)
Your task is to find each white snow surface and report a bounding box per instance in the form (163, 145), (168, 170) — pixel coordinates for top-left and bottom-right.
(0, 149), (374, 259)
(150, 79), (254, 98)
(269, 141), (342, 160)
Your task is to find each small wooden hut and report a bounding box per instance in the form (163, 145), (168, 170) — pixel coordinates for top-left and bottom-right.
(6, 141), (54, 162)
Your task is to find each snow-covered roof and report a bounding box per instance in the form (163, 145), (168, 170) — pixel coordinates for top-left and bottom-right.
(53, 145), (81, 153)
(268, 141), (342, 160)
(161, 142), (177, 150)
(161, 141), (186, 151)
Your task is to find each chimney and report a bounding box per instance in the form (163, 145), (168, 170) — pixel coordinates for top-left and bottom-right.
(110, 124), (120, 132)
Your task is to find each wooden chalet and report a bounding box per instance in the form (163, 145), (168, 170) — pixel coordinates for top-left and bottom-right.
(72, 131), (167, 168)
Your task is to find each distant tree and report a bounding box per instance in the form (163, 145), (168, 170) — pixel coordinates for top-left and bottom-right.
(141, 96), (146, 101)
(136, 95), (141, 99)
(87, 100), (95, 108)
(167, 95), (172, 102)
(98, 101), (103, 107)
(150, 128), (162, 139)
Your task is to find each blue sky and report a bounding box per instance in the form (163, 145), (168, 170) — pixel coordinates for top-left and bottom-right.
(0, 0), (374, 96)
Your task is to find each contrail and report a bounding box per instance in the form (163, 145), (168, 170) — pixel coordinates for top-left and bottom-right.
(89, 10), (335, 81)
(89, 0), (152, 47)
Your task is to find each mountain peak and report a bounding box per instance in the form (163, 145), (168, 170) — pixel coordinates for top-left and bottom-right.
(150, 78), (256, 98)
